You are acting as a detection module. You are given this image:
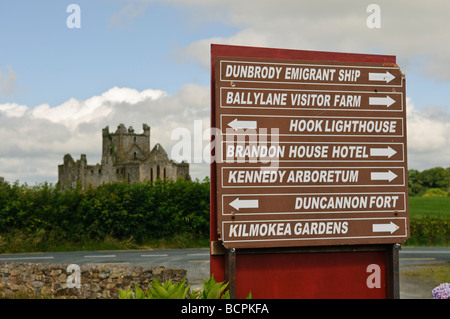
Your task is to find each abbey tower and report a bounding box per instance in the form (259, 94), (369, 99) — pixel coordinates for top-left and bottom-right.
(58, 124), (189, 189)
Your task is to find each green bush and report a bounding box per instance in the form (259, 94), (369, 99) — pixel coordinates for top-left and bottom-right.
(118, 275), (251, 299)
(423, 188), (448, 197)
(192, 275), (231, 299)
(407, 217), (449, 246)
(2, 176), (449, 250)
(408, 167), (450, 196)
(119, 278), (191, 299)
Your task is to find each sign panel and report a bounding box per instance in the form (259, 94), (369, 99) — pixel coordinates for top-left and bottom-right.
(221, 114), (404, 137)
(214, 55), (409, 249)
(222, 141), (404, 162)
(221, 166), (405, 188)
(222, 217), (408, 248)
(221, 192), (407, 215)
(219, 58), (403, 87)
(221, 87), (403, 112)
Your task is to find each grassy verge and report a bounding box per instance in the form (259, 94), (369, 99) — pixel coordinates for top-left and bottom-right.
(0, 231), (209, 254)
(404, 196), (449, 246)
(401, 262), (450, 283)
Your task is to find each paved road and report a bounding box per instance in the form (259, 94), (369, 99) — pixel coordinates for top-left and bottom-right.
(0, 248), (210, 267)
(1, 246), (448, 297)
(399, 246), (450, 265)
(1, 246), (448, 266)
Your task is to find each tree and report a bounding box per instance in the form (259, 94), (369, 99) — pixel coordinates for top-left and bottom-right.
(407, 167), (450, 196)
(421, 167), (447, 190)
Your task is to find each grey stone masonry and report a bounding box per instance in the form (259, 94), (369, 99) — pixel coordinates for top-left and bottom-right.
(0, 262), (186, 299)
(58, 123), (190, 189)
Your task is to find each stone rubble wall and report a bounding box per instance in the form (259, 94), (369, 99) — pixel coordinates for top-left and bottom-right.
(0, 262), (186, 299)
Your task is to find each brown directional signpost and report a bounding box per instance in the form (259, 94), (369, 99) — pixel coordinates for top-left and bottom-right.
(210, 44), (409, 299)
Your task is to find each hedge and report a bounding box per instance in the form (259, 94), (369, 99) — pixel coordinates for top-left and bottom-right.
(406, 216), (449, 246)
(0, 178), (210, 243)
(0, 179), (448, 247)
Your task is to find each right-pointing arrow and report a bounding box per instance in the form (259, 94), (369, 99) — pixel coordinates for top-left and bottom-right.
(372, 222), (400, 234)
(229, 198), (259, 211)
(369, 71), (396, 83)
(370, 170), (398, 182)
(370, 146), (397, 158)
(369, 96), (396, 108)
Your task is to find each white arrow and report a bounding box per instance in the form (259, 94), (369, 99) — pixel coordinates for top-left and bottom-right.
(372, 222), (400, 234)
(368, 71), (395, 83)
(369, 96), (396, 107)
(228, 119), (257, 130)
(370, 146), (397, 158)
(229, 198), (259, 211)
(370, 170), (398, 182)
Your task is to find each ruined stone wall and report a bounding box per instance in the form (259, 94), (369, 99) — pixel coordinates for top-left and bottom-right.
(58, 124), (190, 190)
(0, 262), (186, 299)
(175, 162), (190, 180)
(105, 125), (151, 164)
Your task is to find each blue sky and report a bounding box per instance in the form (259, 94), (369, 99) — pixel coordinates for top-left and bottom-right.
(0, 0), (449, 184)
(0, 1), (233, 107)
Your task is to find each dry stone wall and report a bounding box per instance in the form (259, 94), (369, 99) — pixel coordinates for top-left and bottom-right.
(0, 262), (186, 299)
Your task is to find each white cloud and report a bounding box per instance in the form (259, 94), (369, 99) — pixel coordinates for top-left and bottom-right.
(169, 0), (450, 171)
(174, 0), (450, 80)
(2, 0), (450, 184)
(109, 2), (151, 28)
(0, 66), (18, 98)
(30, 87), (166, 130)
(0, 84), (210, 184)
(0, 103), (27, 117)
(1, 84), (448, 185)
(406, 98), (450, 169)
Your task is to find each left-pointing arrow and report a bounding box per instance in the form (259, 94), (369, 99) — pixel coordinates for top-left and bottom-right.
(228, 119), (257, 130)
(370, 170), (398, 182)
(372, 222), (400, 234)
(229, 198), (259, 211)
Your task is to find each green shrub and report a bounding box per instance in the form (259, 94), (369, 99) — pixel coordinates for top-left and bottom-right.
(192, 275), (230, 299)
(119, 278), (190, 299)
(423, 188), (448, 197)
(0, 178), (210, 252)
(407, 217), (449, 246)
(2, 176), (449, 250)
(118, 275), (251, 299)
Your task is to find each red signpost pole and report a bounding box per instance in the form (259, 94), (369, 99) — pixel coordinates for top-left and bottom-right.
(210, 44), (407, 299)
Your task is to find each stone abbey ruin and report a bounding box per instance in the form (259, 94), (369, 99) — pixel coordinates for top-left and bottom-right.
(58, 123), (189, 189)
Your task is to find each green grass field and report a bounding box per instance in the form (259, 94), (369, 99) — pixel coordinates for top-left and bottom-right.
(406, 196), (449, 246)
(409, 196), (450, 218)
